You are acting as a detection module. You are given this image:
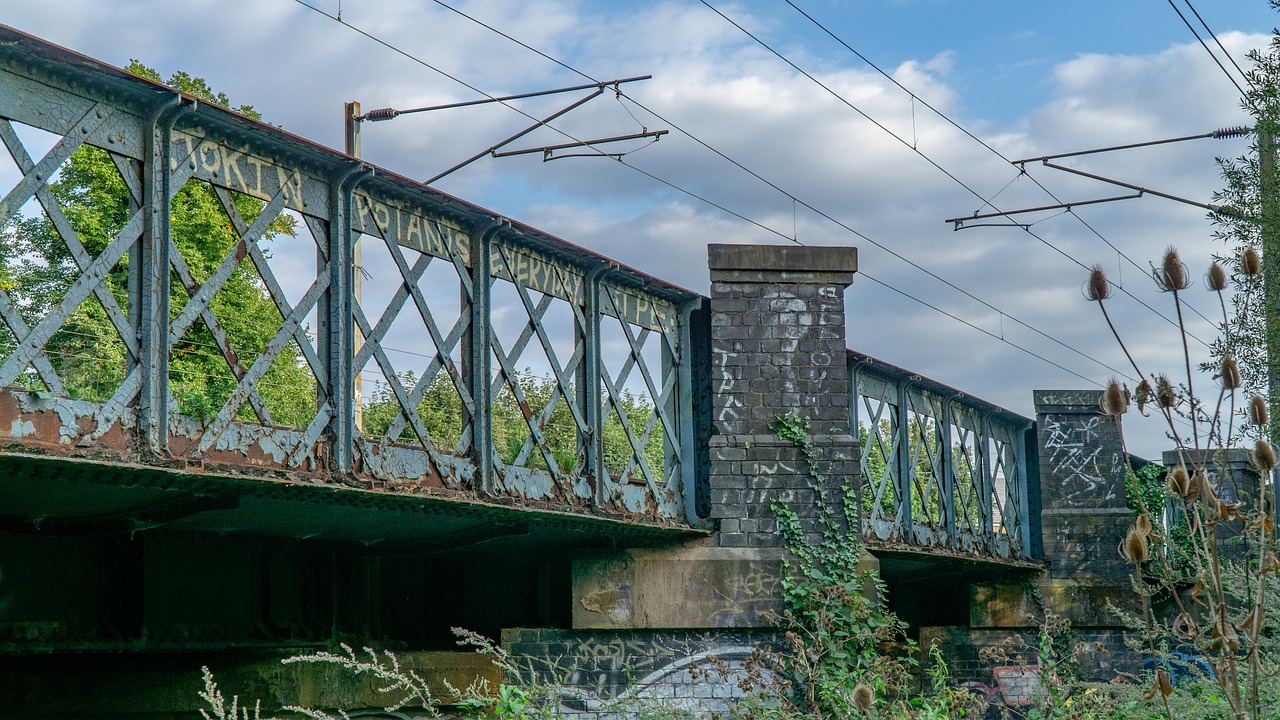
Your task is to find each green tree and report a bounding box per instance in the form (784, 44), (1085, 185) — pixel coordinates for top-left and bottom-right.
(1, 62), (315, 426)
(362, 368), (665, 480)
(1209, 6), (1280, 443)
(857, 418), (980, 531)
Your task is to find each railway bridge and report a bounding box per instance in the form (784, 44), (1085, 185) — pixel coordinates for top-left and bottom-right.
(0, 26), (1157, 718)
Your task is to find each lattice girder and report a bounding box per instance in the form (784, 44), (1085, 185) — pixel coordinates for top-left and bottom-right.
(851, 353), (1035, 560)
(0, 33), (701, 527)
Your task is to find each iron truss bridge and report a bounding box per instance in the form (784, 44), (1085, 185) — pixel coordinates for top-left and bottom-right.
(0, 25), (704, 544)
(0, 26), (1037, 563)
(849, 349), (1039, 563)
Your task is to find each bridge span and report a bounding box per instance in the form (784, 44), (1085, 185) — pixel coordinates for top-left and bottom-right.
(0, 25), (1121, 719)
(0, 24), (1033, 565)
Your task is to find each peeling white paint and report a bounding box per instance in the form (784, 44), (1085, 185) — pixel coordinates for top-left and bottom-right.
(8, 418), (34, 438)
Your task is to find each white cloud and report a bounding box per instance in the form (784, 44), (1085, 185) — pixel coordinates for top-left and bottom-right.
(0, 1), (1272, 457)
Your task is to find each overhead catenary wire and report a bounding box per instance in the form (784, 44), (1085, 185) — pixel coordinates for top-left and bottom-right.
(291, 0), (1122, 387)
(774, 0), (1222, 341)
(427, 0), (1228, 363)
(782, 0), (1229, 331)
(1165, 0), (1252, 101)
(423, 0), (1129, 383)
(701, 0), (1213, 352)
(1182, 0), (1253, 87)
(288, 0), (807, 243)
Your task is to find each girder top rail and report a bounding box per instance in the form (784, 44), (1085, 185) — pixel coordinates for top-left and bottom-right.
(0, 25), (701, 527)
(848, 350), (1037, 560)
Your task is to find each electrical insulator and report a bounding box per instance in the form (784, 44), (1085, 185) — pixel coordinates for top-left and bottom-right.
(1211, 125), (1252, 139)
(363, 107), (400, 122)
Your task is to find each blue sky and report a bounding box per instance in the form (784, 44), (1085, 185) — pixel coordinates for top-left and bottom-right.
(780, 1), (1275, 122)
(3, 1), (1277, 457)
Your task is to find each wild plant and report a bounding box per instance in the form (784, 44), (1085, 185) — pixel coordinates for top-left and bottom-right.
(1086, 248), (1279, 719)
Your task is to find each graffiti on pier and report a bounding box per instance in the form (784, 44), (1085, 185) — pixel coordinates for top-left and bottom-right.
(1042, 415), (1116, 505)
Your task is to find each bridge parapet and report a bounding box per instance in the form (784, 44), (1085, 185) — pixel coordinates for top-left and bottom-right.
(0, 26), (700, 528)
(850, 352), (1038, 561)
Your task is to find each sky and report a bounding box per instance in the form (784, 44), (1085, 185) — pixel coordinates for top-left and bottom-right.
(2, 0), (1278, 459)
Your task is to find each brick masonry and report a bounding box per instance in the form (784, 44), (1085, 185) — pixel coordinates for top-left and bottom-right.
(1033, 390), (1131, 580)
(923, 389), (1150, 708)
(502, 627), (782, 719)
(1161, 448), (1261, 562)
(707, 244), (860, 548)
(920, 626), (1141, 686)
(499, 245), (865, 719)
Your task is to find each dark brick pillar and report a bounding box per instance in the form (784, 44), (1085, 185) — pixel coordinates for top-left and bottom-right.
(1034, 390), (1130, 580)
(1161, 448), (1260, 561)
(707, 244), (860, 548)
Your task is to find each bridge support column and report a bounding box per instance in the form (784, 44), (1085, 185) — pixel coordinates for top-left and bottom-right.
(545, 245), (863, 710)
(1162, 448), (1260, 562)
(931, 389), (1144, 688)
(1033, 390), (1131, 580)
(566, 244), (862, 635)
(705, 243), (860, 549)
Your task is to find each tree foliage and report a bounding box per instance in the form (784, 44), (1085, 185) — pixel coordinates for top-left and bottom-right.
(1208, 7), (1280, 442)
(1, 62), (315, 426)
(362, 368), (665, 478)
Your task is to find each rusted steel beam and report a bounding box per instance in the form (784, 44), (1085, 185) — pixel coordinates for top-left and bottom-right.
(848, 350), (1038, 561)
(0, 25), (703, 527)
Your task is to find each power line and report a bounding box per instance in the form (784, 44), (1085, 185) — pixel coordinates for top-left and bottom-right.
(859, 274), (1100, 386)
(699, 2), (993, 216)
(425, 0), (1134, 382)
(292, 0), (814, 238)
(1182, 0), (1252, 87)
(1164, 0), (1251, 100)
(774, 0), (1220, 341)
(290, 0), (1130, 385)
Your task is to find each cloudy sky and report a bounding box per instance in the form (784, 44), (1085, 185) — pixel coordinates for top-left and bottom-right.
(3, 1), (1277, 458)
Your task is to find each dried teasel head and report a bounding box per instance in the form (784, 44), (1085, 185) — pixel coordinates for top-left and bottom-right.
(1243, 246), (1262, 277)
(1190, 468), (1208, 499)
(1101, 380), (1128, 416)
(1085, 265), (1112, 301)
(1194, 468), (1217, 501)
(1252, 439), (1278, 473)
(1217, 357), (1242, 390)
(1155, 246), (1190, 291)
(852, 683), (874, 712)
(1134, 513), (1153, 537)
(1134, 379), (1153, 415)
(1120, 526), (1150, 563)
(1155, 375), (1176, 409)
(1207, 261), (1228, 291)
(1261, 551), (1280, 575)
(1251, 395), (1269, 427)
(1167, 466), (1191, 497)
